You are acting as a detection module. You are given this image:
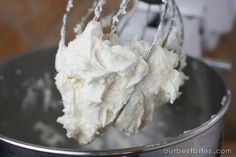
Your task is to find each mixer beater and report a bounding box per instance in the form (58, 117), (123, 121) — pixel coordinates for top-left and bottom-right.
(58, 0), (185, 97)
(55, 0), (187, 144)
(59, 0), (184, 56)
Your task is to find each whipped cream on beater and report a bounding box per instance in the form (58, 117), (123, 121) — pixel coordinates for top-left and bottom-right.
(55, 21), (187, 144)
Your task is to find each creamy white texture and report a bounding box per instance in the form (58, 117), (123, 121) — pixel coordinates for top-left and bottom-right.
(114, 40), (186, 134)
(55, 21), (148, 144)
(55, 21), (187, 144)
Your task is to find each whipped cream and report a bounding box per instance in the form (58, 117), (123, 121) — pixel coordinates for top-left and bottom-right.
(55, 21), (187, 144)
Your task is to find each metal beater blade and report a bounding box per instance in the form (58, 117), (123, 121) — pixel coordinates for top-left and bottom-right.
(114, 0), (185, 123)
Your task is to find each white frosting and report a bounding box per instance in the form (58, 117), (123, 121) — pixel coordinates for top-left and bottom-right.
(55, 21), (187, 144)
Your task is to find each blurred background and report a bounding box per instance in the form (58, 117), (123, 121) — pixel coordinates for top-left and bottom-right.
(0, 0), (235, 155)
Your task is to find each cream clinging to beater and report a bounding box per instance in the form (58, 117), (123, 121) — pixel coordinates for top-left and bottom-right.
(55, 0), (187, 144)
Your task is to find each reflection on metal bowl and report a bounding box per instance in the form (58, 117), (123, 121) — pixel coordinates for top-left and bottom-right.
(0, 47), (231, 157)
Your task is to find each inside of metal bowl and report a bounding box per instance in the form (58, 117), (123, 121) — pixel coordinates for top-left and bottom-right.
(0, 48), (228, 151)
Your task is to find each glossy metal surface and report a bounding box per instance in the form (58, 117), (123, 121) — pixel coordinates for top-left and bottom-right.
(0, 48), (231, 157)
(141, 0), (163, 4)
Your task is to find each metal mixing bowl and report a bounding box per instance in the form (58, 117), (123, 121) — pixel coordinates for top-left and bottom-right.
(0, 48), (231, 157)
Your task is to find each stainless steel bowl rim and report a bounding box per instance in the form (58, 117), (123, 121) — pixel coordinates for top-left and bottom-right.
(0, 57), (231, 156)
